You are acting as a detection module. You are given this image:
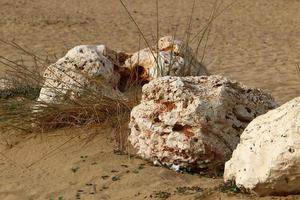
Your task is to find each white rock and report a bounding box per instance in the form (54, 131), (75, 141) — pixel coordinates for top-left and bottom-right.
(224, 97), (300, 196)
(158, 36), (207, 76)
(124, 48), (156, 81)
(37, 45), (121, 104)
(123, 36), (208, 82)
(0, 79), (14, 91)
(128, 75), (276, 171)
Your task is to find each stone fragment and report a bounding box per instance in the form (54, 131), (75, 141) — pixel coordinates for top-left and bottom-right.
(224, 97), (300, 196)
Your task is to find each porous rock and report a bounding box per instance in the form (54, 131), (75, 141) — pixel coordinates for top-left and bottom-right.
(158, 36), (207, 76)
(123, 36), (208, 82)
(128, 75), (276, 171)
(37, 45), (123, 104)
(0, 79), (14, 91)
(224, 97), (300, 196)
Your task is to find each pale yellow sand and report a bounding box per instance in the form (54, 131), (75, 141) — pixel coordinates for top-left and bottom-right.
(0, 0), (299, 199)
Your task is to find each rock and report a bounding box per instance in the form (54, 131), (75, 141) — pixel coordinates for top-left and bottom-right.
(37, 45), (122, 104)
(123, 48), (156, 82)
(124, 49), (185, 80)
(123, 36), (208, 83)
(100, 45), (130, 67)
(0, 79), (14, 91)
(158, 36), (207, 76)
(128, 75), (276, 172)
(224, 97), (300, 196)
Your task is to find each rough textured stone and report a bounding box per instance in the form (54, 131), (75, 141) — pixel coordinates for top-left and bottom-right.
(37, 45), (122, 104)
(158, 36), (207, 76)
(224, 97), (300, 196)
(128, 75), (276, 171)
(123, 36), (208, 82)
(0, 79), (13, 91)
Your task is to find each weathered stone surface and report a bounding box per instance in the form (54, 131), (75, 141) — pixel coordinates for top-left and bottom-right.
(123, 36), (208, 82)
(128, 75), (276, 171)
(0, 79), (13, 91)
(37, 45), (122, 104)
(158, 36), (207, 76)
(224, 97), (300, 196)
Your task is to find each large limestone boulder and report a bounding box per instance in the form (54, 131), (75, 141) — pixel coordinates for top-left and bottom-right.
(224, 97), (300, 196)
(123, 36), (208, 83)
(37, 45), (123, 104)
(128, 76), (276, 171)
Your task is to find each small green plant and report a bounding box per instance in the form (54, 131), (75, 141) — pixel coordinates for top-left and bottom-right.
(152, 191), (171, 199)
(0, 85), (41, 100)
(217, 180), (243, 194)
(112, 175), (121, 181)
(176, 186), (203, 195)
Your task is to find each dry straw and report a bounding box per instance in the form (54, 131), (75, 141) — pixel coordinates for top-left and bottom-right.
(0, 0), (233, 150)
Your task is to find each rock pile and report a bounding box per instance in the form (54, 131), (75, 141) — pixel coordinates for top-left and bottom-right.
(128, 75), (276, 171)
(36, 36), (207, 104)
(224, 97), (300, 196)
(33, 35), (300, 196)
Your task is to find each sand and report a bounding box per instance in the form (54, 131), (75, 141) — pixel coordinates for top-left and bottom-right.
(0, 0), (300, 199)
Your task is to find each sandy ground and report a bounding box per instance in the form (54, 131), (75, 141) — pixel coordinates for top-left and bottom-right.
(1, 127), (299, 200)
(0, 0), (300, 199)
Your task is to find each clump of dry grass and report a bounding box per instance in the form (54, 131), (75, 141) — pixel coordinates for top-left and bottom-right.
(119, 0), (235, 78)
(0, 0), (234, 151)
(0, 41), (142, 151)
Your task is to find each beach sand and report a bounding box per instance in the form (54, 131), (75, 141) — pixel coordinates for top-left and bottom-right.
(0, 0), (299, 199)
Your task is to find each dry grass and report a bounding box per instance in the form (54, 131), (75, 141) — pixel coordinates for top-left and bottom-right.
(119, 0), (233, 76)
(0, 0), (234, 151)
(0, 40), (142, 151)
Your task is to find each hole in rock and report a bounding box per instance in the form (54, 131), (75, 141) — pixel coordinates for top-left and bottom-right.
(245, 107), (252, 113)
(288, 148), (295, 153)
(154, 117), (161, 123)
(172, 124), (194, 137)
